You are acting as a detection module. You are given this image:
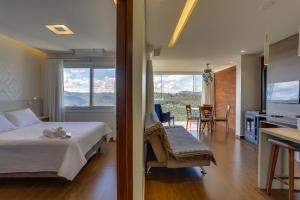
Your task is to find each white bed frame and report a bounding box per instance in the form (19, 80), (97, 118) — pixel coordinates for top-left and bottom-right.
(0, 136), (107, 179)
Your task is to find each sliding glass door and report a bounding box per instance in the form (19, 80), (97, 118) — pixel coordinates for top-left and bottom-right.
(154, 73), (202, 121)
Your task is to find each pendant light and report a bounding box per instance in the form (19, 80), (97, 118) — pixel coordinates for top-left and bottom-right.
(202, 64), (213, 85)
(264, 34), (270, 66)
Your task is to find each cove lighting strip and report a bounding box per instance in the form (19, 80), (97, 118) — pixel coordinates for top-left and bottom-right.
(168, 0), (198, 48)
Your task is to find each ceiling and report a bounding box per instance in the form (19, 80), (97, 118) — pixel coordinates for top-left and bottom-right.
(0, 0), (299, 69)
(0, 0), (116, 52)
(146, 0), (300, 71)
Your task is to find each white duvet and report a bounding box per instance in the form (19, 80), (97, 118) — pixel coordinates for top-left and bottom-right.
(0, 122), (112, 180)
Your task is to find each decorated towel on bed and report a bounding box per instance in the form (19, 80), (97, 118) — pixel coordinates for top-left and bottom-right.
(43, 127), (71, 138)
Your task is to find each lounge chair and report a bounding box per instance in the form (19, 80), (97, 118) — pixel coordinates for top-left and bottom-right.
(144, 113), (216, 173)
(154, 104), (175, 126)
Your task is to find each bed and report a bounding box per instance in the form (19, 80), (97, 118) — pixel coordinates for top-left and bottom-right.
(0, 121), (112, 180)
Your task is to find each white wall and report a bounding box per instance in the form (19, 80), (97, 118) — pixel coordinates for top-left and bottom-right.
(235, 54), (261, 136)
(235, 60), (242, 136)
(0, 34), (46, 102)
(133, 0), (146, 199)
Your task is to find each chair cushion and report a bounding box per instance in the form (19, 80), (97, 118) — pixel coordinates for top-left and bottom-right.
(200, 117), (211, 122)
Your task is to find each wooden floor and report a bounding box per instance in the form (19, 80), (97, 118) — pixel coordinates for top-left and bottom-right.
(145, 125), (300, 200)
(0, 142), (117, 200)
(1, 125), (299, 200)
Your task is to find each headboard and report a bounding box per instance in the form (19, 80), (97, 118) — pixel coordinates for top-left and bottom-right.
(0, 99), (42, 116)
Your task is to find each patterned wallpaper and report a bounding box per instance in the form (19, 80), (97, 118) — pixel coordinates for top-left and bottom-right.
(0, 35), (45, 115)
(0, 62), (21, 101)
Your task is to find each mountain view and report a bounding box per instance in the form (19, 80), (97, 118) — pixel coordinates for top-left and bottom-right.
(64, 91), (115, 107)
(154, 74), (202, 121)
(155, 91), (202, 121)
(63, 68), (116, 107)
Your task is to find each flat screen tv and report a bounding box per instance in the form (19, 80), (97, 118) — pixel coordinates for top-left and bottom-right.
(267, 81), (300, 104)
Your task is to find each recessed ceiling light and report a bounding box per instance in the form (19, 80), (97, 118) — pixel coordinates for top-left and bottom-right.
(45, 25), (74, 35)
(259, 0), (276, 11)
(240, 50), (246, 53)
(168, 0), (198, 48)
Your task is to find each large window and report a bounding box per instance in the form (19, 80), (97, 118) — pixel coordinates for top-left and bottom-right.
(154, 74), (202, 121)
(93, 68), (116, 106)
(64, 66), (115, 108)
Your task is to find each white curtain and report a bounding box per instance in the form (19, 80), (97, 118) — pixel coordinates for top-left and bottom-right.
(201, 74), (215, 106)
(146, 59), (154, 113)
(43, 59), (65, 122)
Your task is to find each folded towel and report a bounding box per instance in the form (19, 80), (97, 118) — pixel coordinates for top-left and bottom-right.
(43, 129), (57, 138)
(54, 127), (67, 137)
(43, 127), (70, 138)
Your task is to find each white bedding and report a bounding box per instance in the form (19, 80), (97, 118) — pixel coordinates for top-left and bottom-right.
(0, 122), (112, 180)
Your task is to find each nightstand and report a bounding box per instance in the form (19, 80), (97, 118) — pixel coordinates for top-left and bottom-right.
(39, 116), (50, 122)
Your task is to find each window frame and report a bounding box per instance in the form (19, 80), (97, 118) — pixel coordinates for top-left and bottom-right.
(63, 63), (116, 111)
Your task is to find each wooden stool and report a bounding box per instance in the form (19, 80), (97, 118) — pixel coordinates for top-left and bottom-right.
(267, 138), (300, 200)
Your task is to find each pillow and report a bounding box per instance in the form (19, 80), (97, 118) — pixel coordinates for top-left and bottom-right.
(144, 122), (171, 152)
(152, 112), (160, 123)
(144, 111), (160, 129)
(0, 115), (17, 133)
(5, 108), (41, 128)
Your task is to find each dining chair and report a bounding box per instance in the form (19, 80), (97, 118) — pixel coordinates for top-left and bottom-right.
(199, 106), (213, 133)
(213, 105), (231, 133)
(186, 105), (199, 132)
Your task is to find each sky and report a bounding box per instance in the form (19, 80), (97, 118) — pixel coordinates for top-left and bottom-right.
(64, 69), (202, 94)
(64, 68), (115, 93)
(154, 74), (202, 94)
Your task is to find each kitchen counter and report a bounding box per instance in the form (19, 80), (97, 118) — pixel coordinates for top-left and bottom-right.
(258, 114), (297, 128)
(258, 128), (300, 189)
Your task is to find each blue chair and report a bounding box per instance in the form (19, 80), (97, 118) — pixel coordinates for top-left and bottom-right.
(154, 104), (174, 126)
